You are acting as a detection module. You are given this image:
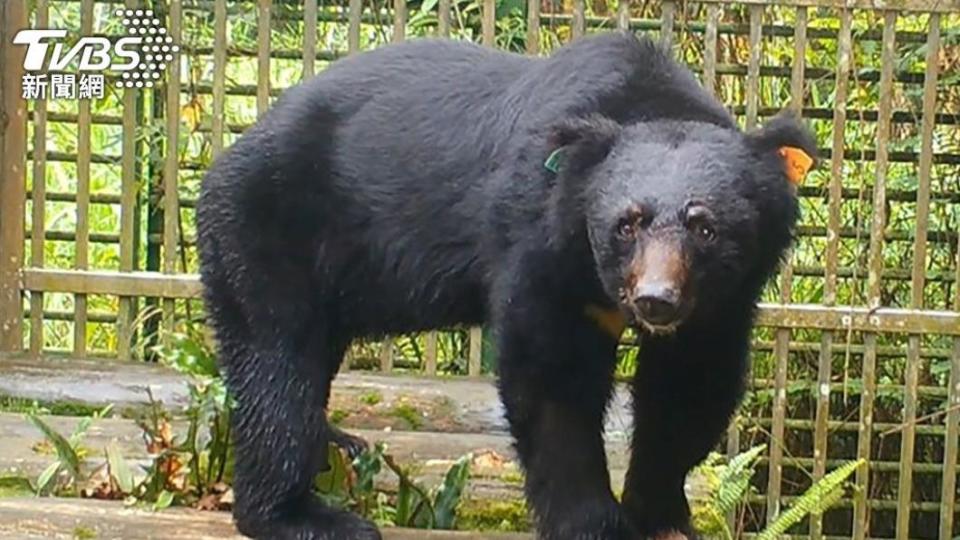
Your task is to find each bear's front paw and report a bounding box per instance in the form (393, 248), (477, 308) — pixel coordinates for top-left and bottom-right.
(649, 530), (698, 540)
(235, 501), (381, 540)
(537, 501), (635, 540)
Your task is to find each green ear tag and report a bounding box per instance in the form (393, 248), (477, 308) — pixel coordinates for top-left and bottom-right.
(544, 148), (565, 174)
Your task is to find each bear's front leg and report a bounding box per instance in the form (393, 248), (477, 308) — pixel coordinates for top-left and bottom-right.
(495, 289), (631, 540)
(621, 319), (752, 540)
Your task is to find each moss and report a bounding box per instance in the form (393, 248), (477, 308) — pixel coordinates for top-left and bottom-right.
(0, 476), (34, 498)
(0, 394), (122, 417)
(501, 470), (524, 485)
(329, 409), (348, 425)
(457, 498), (531, 532)
(0, 396), (51, 415)
(359, 390), (382, 406)
(72, 525), (97, 539)
(389, 403), (423, 430)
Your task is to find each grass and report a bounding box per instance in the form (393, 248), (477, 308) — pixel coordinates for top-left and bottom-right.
(457, 499), (531, 532)
(329, 408), (348, 425)
(72, 525), (97, 539)
(0, 476), (33, 498)
(0, 395), (120, 418)
(360, 390), (382, 406)
(389, 403), (423, 430)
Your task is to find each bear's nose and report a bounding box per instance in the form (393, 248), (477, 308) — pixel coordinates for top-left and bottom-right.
(633, 283), (681, 326)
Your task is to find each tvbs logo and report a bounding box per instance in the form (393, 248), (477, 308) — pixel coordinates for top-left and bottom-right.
(14, 8), (179, 100)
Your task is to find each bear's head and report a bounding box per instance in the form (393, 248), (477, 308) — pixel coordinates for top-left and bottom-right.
(546, 111), (816, 334)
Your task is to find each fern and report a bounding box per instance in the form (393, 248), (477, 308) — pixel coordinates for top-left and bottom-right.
(714, 444), (766, 516)
(756, 459), (864, 540)
(692, 445), (767, 540)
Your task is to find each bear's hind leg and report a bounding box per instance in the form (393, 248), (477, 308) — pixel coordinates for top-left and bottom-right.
(222, 326), (380, 540)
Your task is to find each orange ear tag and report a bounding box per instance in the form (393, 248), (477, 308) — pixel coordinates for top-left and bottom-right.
(778, 146), (813, 186)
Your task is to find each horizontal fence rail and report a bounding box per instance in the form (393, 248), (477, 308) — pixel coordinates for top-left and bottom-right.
(16, 269), (960, 336)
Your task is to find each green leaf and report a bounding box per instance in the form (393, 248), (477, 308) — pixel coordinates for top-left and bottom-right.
(352, 444), (384, 495)
(153, 489), (174, 511)
(0, 476), (35, 497)
(714, 444), (765, 515)
(315, 443), (350, 498)
(421, 0), (438, 14)
(28, 414), (81, 478)
(35, 462), (61, 495)
(94, 404), (115, 419)
(757, 459), (863, 540)
(395, 477), (428, 527)
(106, 441), (136, 494)
(433, 454), (471, 529)
(69, 417), (94, 448)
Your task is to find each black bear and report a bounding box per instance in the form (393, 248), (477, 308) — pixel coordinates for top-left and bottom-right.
(197, 31), (815, 540)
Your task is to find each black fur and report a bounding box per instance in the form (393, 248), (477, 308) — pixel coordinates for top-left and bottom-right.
(197, 32), (814, 540)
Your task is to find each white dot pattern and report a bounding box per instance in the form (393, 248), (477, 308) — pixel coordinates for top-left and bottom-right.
(117, 9), (178, 88)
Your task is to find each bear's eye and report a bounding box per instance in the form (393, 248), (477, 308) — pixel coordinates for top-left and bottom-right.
(694, 223), (716, 241)
(685, 204), (716, 242)
(617, 219), (636, 239)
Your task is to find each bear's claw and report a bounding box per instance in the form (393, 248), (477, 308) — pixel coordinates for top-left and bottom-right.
(329, 425), (369, 459)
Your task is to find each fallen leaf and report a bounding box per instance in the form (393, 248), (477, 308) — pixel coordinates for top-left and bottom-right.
(472, 450), (507, 470)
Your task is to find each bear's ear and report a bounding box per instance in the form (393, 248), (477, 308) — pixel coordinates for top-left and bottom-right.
(545, 115), (621, 175)
(746, 110), (818, 186)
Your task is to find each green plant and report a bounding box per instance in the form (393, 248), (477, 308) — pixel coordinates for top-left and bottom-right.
(315, 442), (473, 530)
(0, 476), (34, 498)
(71, 525), (97, 539)
(153, 330), (235, 497)
(390, 403), (424, 430)
(692, 445), (863, 540)
(360, 391), (383, 406)
(28, 405), (113, 496)
(756, 459), (864, 540)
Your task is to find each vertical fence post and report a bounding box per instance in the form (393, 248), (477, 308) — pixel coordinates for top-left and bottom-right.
(482, 0), (496, 47)
(468, 327), (482, 376)
(744, 4), (762, 130)
(117, 0), (139, 360)
(572, 0), (585, 39)
(393, 0), (406, 42)
(660, 0), (675, 48)
(703, 4), (720, 94)
(766, 7), (806, 525)
(213, 0), (227, 153)
(349, 0), (362, 53)
(161, 1), (183, 344)
(424, 332), (438, 375)
(812, 9), (851, 540)
(617, 0), (630, 31)
(439, 0), (451, 37)
(257, 0), (271, 116)
(854, 10), (896, 540)
(898, 14), (940, 540)
(73, 0), (94, 357)
(28, 0), (49, 357)
(0, 0), (27, 354)
(303, 0), (317, 79)
(943, 246), (960, 540)
(526, 0), (540, 54)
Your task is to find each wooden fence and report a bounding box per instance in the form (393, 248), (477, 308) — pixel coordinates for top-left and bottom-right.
(0, 0), (958, 538)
